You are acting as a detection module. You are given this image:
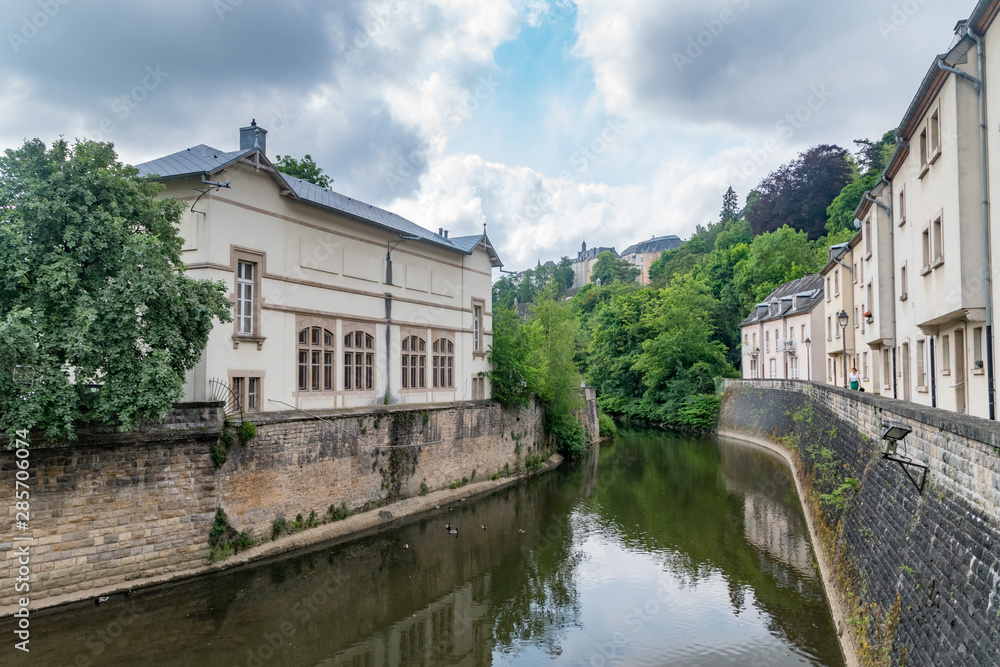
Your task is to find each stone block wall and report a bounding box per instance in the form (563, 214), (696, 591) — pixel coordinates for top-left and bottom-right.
(1, 393), (592, 612)
(719, 379), (1000, 667)
(219, 400), (547, 538)
(0, 404), (223, 609)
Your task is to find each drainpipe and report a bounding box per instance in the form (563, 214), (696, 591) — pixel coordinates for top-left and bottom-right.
(930, 336), (937, 407)
(965, 29), (996, 420)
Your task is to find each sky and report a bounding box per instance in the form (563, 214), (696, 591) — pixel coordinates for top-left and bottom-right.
(0, 0), (980, 271)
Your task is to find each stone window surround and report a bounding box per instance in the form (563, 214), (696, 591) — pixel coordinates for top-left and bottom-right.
(231, 246), (267, 350)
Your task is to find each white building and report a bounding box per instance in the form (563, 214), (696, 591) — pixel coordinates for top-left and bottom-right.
(137, 121), (502, 413)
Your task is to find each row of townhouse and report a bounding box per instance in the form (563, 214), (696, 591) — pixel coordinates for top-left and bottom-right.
(136, 121), (501, 414)
(742, 0), (1000, 420)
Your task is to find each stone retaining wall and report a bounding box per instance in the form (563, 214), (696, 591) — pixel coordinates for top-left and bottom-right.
(1, 393), (598, 611)
(719, 379), (1000, 667)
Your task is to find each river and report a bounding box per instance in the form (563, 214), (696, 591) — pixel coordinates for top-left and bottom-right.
(24, 432), (843, 666)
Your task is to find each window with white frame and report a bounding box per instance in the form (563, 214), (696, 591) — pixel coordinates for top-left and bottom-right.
(237, 261), (255, 335)
(942, 335), (951, 375)
(230, 374), (262, 412)
(917, 339), (927, 389)
(472, 300), (484, 354)
(932, 214), (943, 265)
(770, 358), (777, 379)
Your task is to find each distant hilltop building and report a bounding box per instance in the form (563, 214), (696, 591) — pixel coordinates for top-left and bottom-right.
(619, 235), (681, 285)
(571, 240), (617, 288)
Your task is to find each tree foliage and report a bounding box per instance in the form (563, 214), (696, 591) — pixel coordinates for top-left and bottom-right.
(745, 144), (854, 240)
(0, 139), (232, 439)
(590, 250), (639, 285)
(273, 154), (332, 189)
(484, 306), (536, 409)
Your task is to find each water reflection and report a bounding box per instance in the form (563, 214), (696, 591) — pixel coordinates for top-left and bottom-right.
(23, 433), (842, 667)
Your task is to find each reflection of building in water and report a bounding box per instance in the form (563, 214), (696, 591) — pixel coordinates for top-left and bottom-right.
(719, 444), (816, 580)
(329, 574), (492, 666)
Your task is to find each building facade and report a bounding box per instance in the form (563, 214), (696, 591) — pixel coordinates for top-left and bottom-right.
(137, 122), (501, 413)
(739, 274), (825, 382)
(618, 235), (681, 285)
(571, 241), (617, 288)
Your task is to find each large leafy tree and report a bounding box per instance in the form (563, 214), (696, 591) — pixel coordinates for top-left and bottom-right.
(590, 250), (639, 285)
(484, 306), (536, 408)
(745, 144), (854, 240)
(0, 139), (232, 439)
(273, 154), (332, 188)
(732, 225), (820, 311)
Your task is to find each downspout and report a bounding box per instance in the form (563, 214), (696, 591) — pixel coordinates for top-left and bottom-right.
(965, 29), (996, 420)
(930, 336), (937, 407)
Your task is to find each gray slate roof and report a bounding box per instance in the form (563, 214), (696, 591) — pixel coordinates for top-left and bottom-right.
(740, 273), (824, 327)
(620, 235), (681, 256)
(135, 144), (501, 266)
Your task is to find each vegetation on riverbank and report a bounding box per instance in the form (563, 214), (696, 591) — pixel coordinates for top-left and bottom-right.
(490, 133), (896, 434)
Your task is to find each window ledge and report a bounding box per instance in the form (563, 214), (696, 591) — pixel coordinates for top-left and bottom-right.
(919, 163), (929, 179)
(942, 369), (951, 377)
(929, 148), (941, 165)
(899, 293), (908, 301)
(931, 257), (944, 269)
(898, 217), (906, 227)
(232, 334), (266, 350)
(473, 351), (487, 359)
(973, 368), (985, 375)
(919, 265), (931, 276)
(917, 385), (928, 393)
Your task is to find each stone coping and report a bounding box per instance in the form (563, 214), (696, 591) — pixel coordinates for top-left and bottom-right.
(1, 453), (564, 618)
(724, 379), (1000, 448)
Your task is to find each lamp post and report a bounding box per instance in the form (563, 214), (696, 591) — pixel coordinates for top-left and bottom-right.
(804, 337), (811, 381)
(838, 309), (849, 387)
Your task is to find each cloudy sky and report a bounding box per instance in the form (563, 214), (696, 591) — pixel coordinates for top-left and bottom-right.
(0, 0), (978, 270)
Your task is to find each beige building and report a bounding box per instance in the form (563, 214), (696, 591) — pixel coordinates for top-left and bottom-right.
(821, 243), (858, 388)
(570, 241), (617, 288)
(137, 121), (501, 413)
(739, 274), (825, 382)
(618, 235), (681, 285)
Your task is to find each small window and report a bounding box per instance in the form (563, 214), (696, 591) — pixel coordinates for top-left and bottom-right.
(942, 335), (951, 374)
(898, 188), (906, 226)
(835, 269), (840, 295)
(974, 327), (984, 367)
(917, 340), (926, 389)
(932, 215), (943, 264)
(765, 331), (770, 352)
(921, 228), (931, 272)
(473, 304), (484, 353)
(826, 277), (831, 301)
(930, 108), (941, 158)
(900, 263), (908, 299)
(883, 350), (891, 387)
(865, 218), (872, 257)
(432, 338), (454, 388)
(230, 375), (262, 412)
(919, 127), (928, 167)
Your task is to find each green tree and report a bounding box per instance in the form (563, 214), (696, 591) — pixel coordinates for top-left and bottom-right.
(274, 154), (332, 188)
(554, 257), (575, 293)
(590, 250), (639, 285)
(586, 288), (659, 414)
(824, 170), (881, 237)
(484, 306), (536, 408)
(528, 283), (585, 457)
(853, 129), (897, 175)
(720, 186), (739, 223)
(0, 139), (232, 439)
(732, 225), (820, 312)
(492, 275), (517, 308)
(632, 275), (736, 429)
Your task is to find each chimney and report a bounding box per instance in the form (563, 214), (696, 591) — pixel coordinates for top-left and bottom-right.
(438, 227), (444, 236)
(443, 230), (449, 239)
(240, 119), (268, 156)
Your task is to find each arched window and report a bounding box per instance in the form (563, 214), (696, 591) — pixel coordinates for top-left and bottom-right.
(432, 338), (453, 388)
(344, 331), (374, 390)
(401, 335), (426, 389)
(298, 326), (334, 391)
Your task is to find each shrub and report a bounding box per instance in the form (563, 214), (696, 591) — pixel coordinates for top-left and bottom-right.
(237, 420), (257, 443)
(598, 411), (617, 438)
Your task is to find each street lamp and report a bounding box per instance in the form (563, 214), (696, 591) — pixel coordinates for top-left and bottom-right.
(838, 309), (849, 387)
(804, 337), (811, 381)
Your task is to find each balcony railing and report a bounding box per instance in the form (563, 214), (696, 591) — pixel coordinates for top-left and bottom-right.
(776, 339), (796, 353)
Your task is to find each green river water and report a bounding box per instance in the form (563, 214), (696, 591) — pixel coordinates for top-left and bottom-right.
(22, 432), (844, 666)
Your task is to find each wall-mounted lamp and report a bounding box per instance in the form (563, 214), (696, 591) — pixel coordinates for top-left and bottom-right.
(879, 420), (927, 494)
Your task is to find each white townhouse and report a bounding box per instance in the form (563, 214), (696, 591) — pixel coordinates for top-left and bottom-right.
(136, 121), (502, 413)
